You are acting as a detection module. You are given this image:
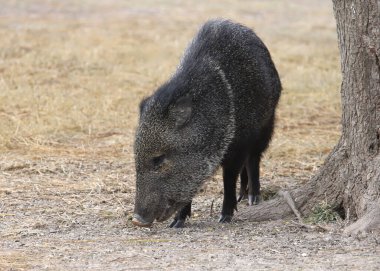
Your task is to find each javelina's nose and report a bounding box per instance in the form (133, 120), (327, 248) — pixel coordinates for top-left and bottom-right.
(132, 214), (153, 227)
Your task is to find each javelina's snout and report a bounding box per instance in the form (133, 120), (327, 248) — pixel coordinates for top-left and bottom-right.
(133, 193), (180, 227)
(133, 191), (171, 227)
(132, 214), (153, 227)
(132, 191), (158, 227)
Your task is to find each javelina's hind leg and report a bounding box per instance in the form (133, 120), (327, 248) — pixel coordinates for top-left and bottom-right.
(219, 166), (239, 223)
(237, 167), (248, 202)
(246, 154), (261, 206)
(169, 202), (191, 228)
(245, 115), (275, 205)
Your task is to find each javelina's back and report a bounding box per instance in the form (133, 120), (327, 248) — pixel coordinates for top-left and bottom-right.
(180, 19), (281, 142)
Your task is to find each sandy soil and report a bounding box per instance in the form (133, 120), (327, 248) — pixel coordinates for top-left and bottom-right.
(1, 152), (380, 270)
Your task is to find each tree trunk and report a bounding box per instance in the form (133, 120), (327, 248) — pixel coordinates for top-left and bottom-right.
(237, 0), (380, 235)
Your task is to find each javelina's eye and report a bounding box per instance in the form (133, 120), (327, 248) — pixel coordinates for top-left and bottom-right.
(152, 154), (166, 170)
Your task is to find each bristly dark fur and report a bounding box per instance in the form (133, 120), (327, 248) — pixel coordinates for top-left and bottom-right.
(133, 19), (282, 227)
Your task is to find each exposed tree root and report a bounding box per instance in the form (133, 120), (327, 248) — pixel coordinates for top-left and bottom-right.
(237, 190), (332, 232)
(237, 188), (308, 220)
(236, 148), (379, 236)
(237, 194), (293, 222)
(344, 205), (380, 236)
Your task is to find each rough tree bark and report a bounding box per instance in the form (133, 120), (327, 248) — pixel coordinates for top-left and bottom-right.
(237, 0), (380, 235)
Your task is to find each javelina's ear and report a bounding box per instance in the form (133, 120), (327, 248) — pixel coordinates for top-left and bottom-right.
(139, 96), (150, 115)
(171, 96), (192, 128)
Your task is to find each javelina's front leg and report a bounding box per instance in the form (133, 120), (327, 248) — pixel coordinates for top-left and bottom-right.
(169, 202), (191, 228)
(219, 166), (239, 223)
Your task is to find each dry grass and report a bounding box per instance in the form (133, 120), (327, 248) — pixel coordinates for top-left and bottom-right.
(0, 1), (353, 270)
(0, 0), (341, 174)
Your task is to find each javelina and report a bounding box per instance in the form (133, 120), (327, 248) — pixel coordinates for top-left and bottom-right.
(132, 19), (281, 228)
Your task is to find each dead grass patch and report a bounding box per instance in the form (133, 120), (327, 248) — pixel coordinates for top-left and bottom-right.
(0, 0), (341, 183)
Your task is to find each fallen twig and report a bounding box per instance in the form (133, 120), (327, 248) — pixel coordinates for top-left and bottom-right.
(278, 190), (302, 221)
(279, 190), (331, 232)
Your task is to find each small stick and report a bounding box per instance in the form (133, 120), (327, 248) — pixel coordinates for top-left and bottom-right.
(278, 190), (302, 221)
(210, 199), (214, 217)
(279, 190), (331, 232)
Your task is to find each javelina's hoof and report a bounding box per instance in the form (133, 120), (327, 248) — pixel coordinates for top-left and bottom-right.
(248, 195), (261, 206)
(169, 219), (186, 228)
(237, 193), (248, 202)
(218, 214), (233, 223)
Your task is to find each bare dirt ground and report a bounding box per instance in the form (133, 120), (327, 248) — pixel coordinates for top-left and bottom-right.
(1, 0), (379, 270)
(1, 155), (380, 270)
